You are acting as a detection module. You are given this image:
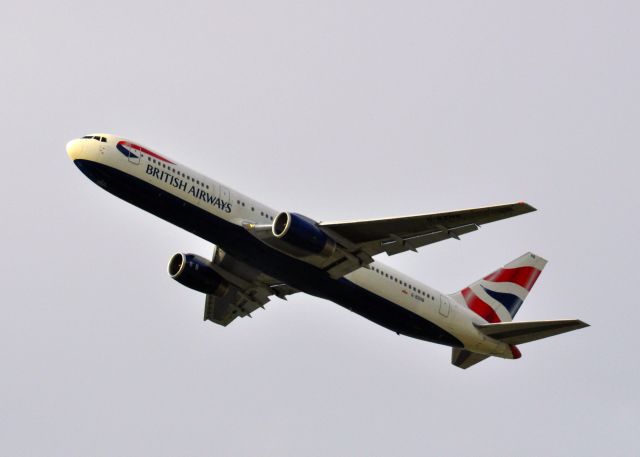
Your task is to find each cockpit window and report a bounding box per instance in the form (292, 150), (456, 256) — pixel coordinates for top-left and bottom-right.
(82, 135), (107, 142)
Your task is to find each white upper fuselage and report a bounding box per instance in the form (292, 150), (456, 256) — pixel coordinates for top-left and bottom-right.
(67, 133), (515, 358)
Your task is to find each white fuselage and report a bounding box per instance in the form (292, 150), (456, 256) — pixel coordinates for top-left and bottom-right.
(67, 133), (516, 358)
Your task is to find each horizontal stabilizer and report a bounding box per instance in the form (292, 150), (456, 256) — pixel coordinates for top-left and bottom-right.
(475, 319), (589, 345)
(451, 348), (491, 369)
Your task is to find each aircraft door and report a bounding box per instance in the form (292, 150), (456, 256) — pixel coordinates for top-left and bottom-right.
(128, 146), (140, 165)
(439, 295), (451, 317)
(221, 186), (230, 205)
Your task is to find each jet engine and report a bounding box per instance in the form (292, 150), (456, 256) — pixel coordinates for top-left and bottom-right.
(167, 253), (228, 296)
(272, 212), (336, 257)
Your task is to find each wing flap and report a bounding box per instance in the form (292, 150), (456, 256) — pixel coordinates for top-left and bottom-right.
(475, 319), (589, 344)
(203, 247), (298, 326)
(204, 287), (269, 326)
(379, 223), (479, 255)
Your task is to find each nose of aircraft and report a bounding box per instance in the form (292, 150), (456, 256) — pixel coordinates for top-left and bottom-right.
(66, 139), (83, 160)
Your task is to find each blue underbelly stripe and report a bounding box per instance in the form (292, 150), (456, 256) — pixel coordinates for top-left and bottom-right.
(73, 159), (463, 347)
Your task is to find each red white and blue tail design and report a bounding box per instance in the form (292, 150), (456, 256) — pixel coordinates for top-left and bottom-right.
(450, 252), (547, 323)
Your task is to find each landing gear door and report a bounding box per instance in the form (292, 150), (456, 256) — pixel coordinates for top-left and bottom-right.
(439, 295), (451, 317)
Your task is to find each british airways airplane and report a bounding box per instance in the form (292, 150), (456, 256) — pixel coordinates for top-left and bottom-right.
(67, 133), (588, 369)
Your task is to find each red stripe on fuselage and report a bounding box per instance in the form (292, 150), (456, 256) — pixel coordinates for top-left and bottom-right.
(484, 266), (541, 291)
(461, 288), (501, 323)
(119, 141), (174, 164)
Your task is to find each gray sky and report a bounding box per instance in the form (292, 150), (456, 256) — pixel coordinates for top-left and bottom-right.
(1, 1), (638, 456)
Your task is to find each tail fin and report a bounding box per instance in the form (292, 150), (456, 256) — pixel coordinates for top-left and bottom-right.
(450, 252), (547, 323)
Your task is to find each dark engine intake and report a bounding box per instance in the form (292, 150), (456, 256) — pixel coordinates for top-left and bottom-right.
(167, 253), (228, 296)
(272, 212), (336, 256)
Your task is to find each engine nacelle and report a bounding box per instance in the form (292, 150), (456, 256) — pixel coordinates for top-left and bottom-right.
(167, 253), (228, 296)
(272, 212), (336, 257)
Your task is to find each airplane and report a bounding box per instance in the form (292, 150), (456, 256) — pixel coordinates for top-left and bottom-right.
(67, 133), (588, 369)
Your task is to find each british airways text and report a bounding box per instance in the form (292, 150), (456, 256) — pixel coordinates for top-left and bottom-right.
(145, 164), (232, 213)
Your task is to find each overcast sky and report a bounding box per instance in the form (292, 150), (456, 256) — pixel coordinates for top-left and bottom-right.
(1, 1), (638, 456)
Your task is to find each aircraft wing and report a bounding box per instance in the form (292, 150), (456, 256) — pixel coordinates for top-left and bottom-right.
(318, 202), (536, 277)
(204, 247), (299, 326)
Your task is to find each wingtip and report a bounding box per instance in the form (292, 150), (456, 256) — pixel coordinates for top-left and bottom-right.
(565, 319), (590, 330)
(517, 201), (537, 212)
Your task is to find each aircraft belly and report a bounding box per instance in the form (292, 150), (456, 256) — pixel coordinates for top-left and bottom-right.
(73, 159), (462, 347)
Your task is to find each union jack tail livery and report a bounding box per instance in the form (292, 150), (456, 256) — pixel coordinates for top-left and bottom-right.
(450, 252), (547, 323)
(449, 253), (587, 369)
